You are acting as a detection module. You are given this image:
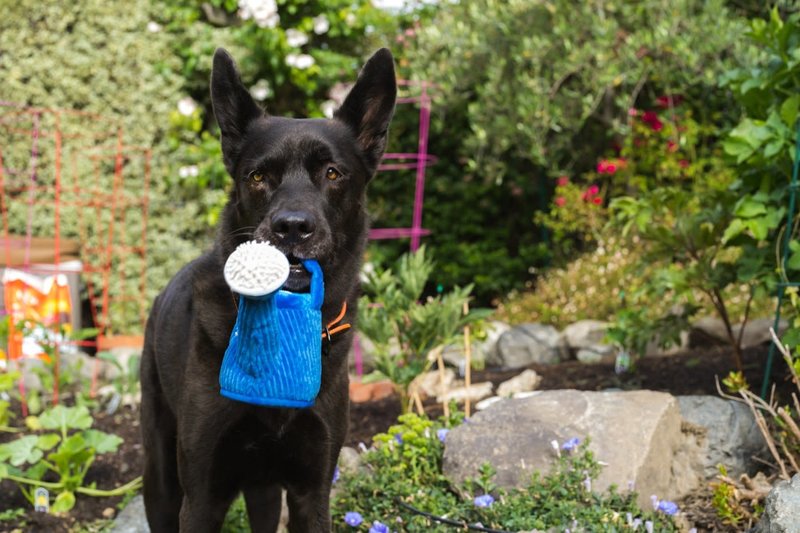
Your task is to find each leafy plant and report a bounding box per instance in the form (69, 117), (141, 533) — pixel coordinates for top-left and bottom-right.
(0, 404), (141, 513)
(332, 412), (678, 532)
(0, 371), (21, 432)
(358, 247), (490, 411)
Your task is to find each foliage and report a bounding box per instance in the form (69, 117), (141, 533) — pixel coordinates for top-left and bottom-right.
(331, 412), (678, 532)
(608, 98), (770, 368)
(0, 371), (21, 432)
(366, 0), (752, 304)
(0, 404), (141, 513)
(721, 8), (800, 351)
(496, 235), (663, 328)
(710, 465), (764, 527)
(358, 247), (489, 411)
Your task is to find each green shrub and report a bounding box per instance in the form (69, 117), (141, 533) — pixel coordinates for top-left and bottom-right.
(358, 248), (490, 411)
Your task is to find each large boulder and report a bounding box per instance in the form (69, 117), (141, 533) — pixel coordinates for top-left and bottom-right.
(442, 390), (685, 508)
(753, 474), (800, 533)
(487, 323), (567, 369)
(689, 317), (787, 350)
(677, 396), (768, 480)
(562, 320), (609, 350)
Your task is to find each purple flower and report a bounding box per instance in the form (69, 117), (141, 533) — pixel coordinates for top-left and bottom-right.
(344, 512), (363, 527)
(657, 500), (679, 516)
(561, 437), (581, 451)
(332, 466), (340, 484)
(369, 521), (390, 533)
(394, 433), (403, 445)
(437, 428), (449, 443)
(473, 494), (494, 508)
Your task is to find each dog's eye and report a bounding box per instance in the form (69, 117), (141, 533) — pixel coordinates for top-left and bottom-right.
(251, 172), (265, 183)
(325, 167), (342, 181)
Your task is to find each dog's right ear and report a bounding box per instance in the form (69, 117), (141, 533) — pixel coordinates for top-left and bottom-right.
(211, 48), (264, 175)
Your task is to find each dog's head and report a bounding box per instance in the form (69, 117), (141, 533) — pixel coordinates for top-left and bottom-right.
(211, 48), (396, 293)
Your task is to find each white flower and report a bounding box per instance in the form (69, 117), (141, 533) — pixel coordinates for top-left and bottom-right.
(312, 15), (330, 35)
(250, 79), (272, 101)
(345, 12), (357, 26)
(177, 97), (197, 116)
(321, 100), (336, 119)
(285, 53), (314, 69)
(239, 0), (280, 28)
(178, 165), (199, 178)
(285, 29), (308, 47)
(147, 21), (162, 33)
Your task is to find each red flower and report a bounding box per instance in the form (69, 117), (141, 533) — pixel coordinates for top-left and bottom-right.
(557, 175), (569, 187)
(597, 160), (617, 174)
(555, 196), (566, 207)
(592, 196), (602, 205)
(679, 159), (689, 168)
(667, 140), (678, 153)
(641, 110), (664, 132)
(656, 94), (684, 108)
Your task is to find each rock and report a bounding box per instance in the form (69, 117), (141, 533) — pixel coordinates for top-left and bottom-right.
(753, 474), (800, 533)
(475, 396), (504, 411)
(436, 381), (494, 404)
(338, 446), (363, 475)
(111, 495), (148, 533)
(487, 323), (567, 369)
(103, 507), (116, 519)
(442, 389), (685, 508)
(689, 317), (787, 350)
(575, 344), (616, 364)
(442, 321), (511, 370)
(562, 320), (609, 350)
(497, 369), (541, 397)
(409, 368), (457, 400)
(677, 396), (768, 480)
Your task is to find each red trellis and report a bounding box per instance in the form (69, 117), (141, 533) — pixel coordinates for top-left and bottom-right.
(0, 102), (150, 407)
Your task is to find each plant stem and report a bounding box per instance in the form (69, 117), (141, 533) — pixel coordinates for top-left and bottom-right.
(76, 476), (142, 497)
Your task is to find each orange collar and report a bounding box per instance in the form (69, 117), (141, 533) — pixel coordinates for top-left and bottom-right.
(321, 301), (351, 341)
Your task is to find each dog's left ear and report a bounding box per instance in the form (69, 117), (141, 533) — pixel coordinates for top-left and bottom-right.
(211, 48), (264, 175)
(334, 48), (397, 173)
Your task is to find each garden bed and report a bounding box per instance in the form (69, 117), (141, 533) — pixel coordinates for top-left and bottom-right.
(0, 343), (784, 531)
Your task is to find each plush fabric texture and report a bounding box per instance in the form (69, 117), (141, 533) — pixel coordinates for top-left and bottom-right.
(219, 260), (324, 407)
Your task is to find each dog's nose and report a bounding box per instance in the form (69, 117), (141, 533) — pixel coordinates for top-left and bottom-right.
(271, 210), (316, 244)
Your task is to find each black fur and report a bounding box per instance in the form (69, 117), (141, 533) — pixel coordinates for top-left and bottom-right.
(140, 48), (396, 532)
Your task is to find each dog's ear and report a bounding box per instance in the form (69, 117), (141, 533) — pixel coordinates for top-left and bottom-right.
(211, 48), (264, 174)
(334, 48), (397, 173)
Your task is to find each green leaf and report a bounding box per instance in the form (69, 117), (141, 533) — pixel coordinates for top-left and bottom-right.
(786, 250), (800, 271)
(37, 434), (61, 451)
(83, 430), (123, 454)
(722, 219), (745, 244)
(38, 405), (92, 432)
(51, 490), (75, 513)
(0, 436), (42, 467)
(780, 95), (800, 128)
(734, 198), (767, 218)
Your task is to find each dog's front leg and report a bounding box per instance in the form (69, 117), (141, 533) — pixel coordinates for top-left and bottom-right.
(286, 482), (333, 533)
(176, 385), (243, 532)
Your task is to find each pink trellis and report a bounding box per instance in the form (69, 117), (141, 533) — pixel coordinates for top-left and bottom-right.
(353, 80), (436, 377)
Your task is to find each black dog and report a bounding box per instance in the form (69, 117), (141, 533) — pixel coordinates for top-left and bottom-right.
(140, 48), (396, 532)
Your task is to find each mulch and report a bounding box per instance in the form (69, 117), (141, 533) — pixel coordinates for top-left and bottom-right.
(0, 343), (792, 532)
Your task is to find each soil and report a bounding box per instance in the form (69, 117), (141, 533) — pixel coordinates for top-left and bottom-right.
(0, 343), (793, 532)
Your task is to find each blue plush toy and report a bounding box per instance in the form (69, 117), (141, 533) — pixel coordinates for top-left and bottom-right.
(219, 241), (324, 408)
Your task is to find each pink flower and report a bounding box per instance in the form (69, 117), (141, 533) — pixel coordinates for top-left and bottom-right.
(587, 184), (599, 195)
(628, 107), (638, 117)
(557, 175), (569, 187)
(641, 111), (664, 132)
(555, 196), (566, 207)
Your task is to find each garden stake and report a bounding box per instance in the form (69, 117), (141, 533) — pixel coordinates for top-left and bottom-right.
(463, 301), (471, 418)
(435, 346), (449, 418)
(413, 390), (424, 415)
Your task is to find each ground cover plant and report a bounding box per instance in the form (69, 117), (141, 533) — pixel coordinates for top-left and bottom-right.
(329, 412), (679, 532)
